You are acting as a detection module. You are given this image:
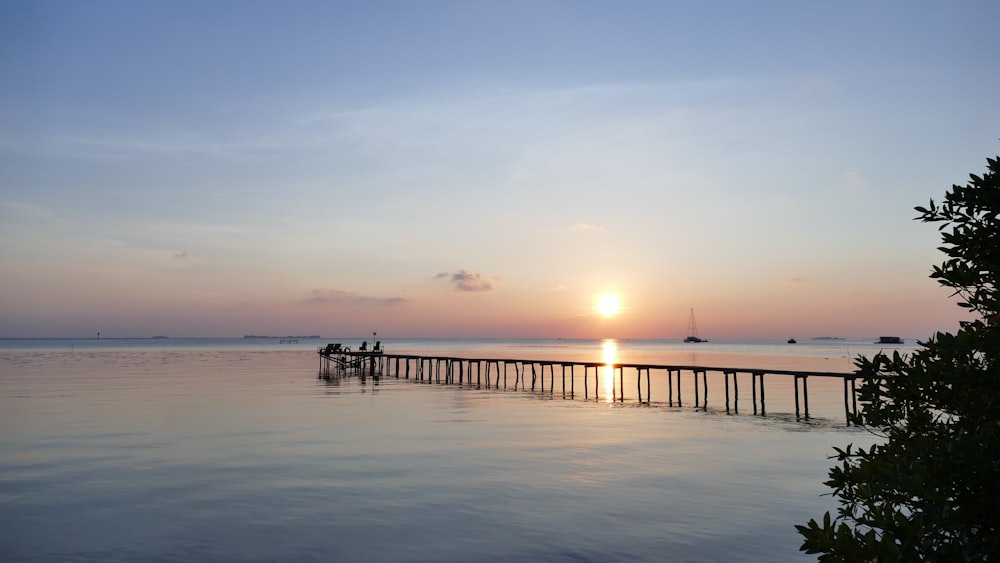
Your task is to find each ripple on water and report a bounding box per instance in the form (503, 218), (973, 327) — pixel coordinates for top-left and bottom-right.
(0, 350), (872, 562)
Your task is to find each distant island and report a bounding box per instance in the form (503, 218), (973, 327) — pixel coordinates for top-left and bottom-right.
(243, 335), (320, 339)
(811, 336), (846, 340)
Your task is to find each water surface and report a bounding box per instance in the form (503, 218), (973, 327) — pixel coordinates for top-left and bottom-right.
(0, 340), (887, 561)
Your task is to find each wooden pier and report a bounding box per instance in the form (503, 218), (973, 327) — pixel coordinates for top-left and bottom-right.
(318, 344), (863, 423)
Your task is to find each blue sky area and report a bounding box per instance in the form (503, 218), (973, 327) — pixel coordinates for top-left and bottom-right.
(1, 1), (998, 339)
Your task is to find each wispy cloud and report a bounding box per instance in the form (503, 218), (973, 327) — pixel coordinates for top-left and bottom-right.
(842, 171), (866, 192)
(785, 276), (811, 286)
(434, 270), (498, 292)
(173, 251), (189, 259)
(568, 223), (605, 233)
(308, 289), (409, 306)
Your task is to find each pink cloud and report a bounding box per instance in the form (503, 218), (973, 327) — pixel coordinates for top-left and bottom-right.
(308, 289), (408, 306)
(434, 270), (497, 292)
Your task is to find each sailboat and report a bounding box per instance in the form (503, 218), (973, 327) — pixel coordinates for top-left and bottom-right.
(684, 308), (707, 343)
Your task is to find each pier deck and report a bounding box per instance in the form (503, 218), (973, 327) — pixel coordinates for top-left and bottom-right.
(318, 346), (863, 423)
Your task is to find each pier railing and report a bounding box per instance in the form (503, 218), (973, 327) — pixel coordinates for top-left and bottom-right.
(318, 347), (862, 423)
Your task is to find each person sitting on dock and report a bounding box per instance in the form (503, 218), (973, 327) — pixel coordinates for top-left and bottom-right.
(318, 343), (341, 356)
(359, 341), (368, 352)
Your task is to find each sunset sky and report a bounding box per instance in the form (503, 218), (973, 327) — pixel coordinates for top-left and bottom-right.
(1, 1), (998, 340)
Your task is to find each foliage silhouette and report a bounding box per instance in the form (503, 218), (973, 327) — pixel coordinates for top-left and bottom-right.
(796, 155), (1000, 560)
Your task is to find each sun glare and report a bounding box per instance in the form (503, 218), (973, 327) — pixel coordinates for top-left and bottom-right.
(597, 293), (620, 317)
(602, 339), (617, 402)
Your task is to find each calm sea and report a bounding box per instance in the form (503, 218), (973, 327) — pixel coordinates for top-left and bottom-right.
(1, 338), (912, 562)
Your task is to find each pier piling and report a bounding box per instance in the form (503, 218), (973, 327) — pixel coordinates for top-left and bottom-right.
(317, 346), (865, 423)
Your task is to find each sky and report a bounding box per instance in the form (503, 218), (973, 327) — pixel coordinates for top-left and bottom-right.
(1, 0), (998, 340)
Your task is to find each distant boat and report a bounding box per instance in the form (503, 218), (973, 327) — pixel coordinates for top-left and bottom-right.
(876, 336), (904, 344)
(684, 308), (707, 343)
(787, 338), (797, 344)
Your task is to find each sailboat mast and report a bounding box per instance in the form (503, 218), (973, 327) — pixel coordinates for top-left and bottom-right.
(685, 308), (706, 342)
(688, 308), (699, 338)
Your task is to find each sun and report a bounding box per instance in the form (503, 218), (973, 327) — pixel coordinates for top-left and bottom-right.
(597, 293), (621, 317)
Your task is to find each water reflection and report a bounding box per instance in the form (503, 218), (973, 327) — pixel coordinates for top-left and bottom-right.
(602, 339), (617, 402)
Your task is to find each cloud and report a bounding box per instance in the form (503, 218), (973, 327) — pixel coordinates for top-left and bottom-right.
(785, 276), (811, 286)
(843, 171), (866, 191)
(568, 223), (605, 232)
(308, 289), (409, 306)
(173, 251), (189, 259)
(435, 269), (497, 292)
(791, 74), (835, 97)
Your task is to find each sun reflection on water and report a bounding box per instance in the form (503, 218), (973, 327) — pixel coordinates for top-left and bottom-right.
(602, 339), (617, 402)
